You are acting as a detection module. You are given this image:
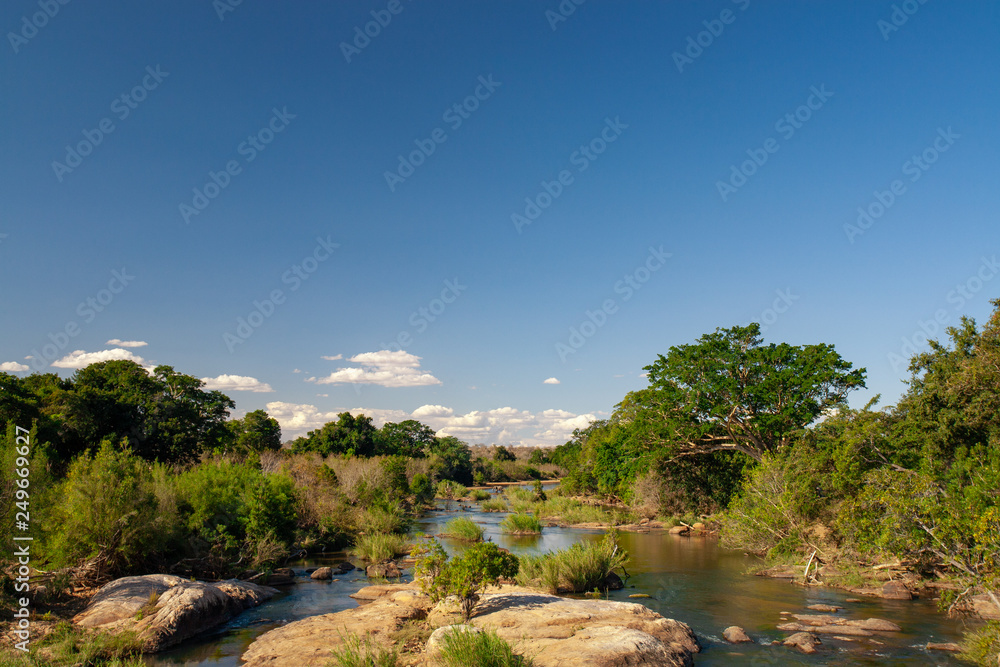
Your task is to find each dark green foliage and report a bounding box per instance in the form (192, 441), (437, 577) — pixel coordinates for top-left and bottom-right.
(528, 448), (550, 465)
(428, 435), (473, 485)
(377, 419), (435, 457)
(409, 473), (434, 504)
(291, 412), (378, 457)
(493, 445), (516, 462)
(224, 409), (282, 454)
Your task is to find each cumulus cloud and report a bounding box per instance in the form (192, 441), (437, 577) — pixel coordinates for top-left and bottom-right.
(269, 400), (596, 447)
(52, 348), (146, 369)
(106, 339), (148, 348)
(313, 350), (441, 387)
(0, 362), (29, 372)
(321, 354), (342, 361)
(200, 374), (274, 393)
(543, 377), (560, 385)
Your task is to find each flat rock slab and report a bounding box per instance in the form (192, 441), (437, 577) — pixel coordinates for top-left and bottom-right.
(74, 574), (277, 652)
(243, 582), (698, 667)
(790, 614), (901, 632)
(806, 604), (842, 612)
(779, 622), (872, 637)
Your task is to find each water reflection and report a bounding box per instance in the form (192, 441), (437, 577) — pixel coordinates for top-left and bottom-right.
(147, 484), (975, 666)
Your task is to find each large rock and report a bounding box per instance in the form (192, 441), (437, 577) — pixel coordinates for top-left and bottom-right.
(783, 631), (820, 654)
(788, 613), (901, 632)
(880, 581), (912, 600)
(74, 574), (276, 652)
(310, 567), (332, 580)
(722, 626), (751, 643)
(366, 562), (402, 579)
(243, 582), (698, 667)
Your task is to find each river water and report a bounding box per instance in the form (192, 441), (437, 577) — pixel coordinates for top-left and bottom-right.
(145, 487), (977, 666)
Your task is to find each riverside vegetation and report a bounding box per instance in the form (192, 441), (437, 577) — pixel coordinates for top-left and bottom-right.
(4, 301), (1000, 664)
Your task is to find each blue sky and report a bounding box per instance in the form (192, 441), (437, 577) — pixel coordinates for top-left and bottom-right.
(2, 1), (998, 445)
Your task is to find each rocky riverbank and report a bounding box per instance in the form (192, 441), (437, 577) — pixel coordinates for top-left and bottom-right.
(241, 581), (699, 666)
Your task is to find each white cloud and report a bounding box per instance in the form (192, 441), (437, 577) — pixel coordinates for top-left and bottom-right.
(267, 400), (595, 447)
(543, 377), (560, 385)
(106, 339), (148, 348)
(292, 368), (303, 374)
(52, 348), (146, 369)
(200, 374), (274, 393)
(321, 354), (343, 361)
(0, 362), (29, 372)
(314, 350), (441, 387)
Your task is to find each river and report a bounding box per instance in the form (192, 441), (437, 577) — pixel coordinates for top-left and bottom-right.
(145, 485), (976, 666)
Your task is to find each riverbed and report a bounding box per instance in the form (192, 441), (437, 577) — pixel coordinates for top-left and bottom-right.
(145, 487), (976, 666)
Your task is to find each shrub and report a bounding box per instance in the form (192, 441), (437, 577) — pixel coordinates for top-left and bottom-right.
(351, 533), (411, 562)
(8, 621), (144, 667)
(410, 473), (434, 504)
(469, 489), (491, 501)
(355, 502), (409, 535)
(500, 513), (541, 535)
(504, 486), (534, 504)
(516, 533), (628, 594)
(718, 454), (804, 557)
(413, 540), (519, 621)
(442, 517), (485, 542)
(961, 621), (1000, 667)
(243, 473), (298, 543)
(480, 498), (508, 513)
(436, 480), (468, 500)
(435, 626), (533, 667)
(328, 631), (399, 667)
(43, 441), (162, 577)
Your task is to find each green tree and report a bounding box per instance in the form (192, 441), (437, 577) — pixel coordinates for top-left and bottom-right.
(291, 412), (377, 457)
(493, 445), (516, 462)
(427, 435), (473, 485)
(413, 539), (519, 621)
(377, 419), (435, 457)
(225, 409), (282, 455)
(638, 323), (865, 462)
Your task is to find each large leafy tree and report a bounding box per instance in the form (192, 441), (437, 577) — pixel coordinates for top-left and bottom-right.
(377, 419), (435, 457)
(635, 324), (866, 462)
(291, 412), (378, 457)
(224, 409), (283, 455)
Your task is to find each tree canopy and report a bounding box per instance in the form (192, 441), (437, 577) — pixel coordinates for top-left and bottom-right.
(633, 324), (866, 462)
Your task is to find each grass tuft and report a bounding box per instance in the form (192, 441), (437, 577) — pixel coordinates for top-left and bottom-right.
(435, 626), (533, 667)
(327, 632), (399, 667)
(480, 498), (509, 513)
(516, 533), (627, 593)
(499, 513), (542, 535)
(351, 533), (411, 562)
(441, 517), (485, 542)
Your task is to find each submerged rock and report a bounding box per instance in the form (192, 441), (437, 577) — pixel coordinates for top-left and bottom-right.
(806, 603), (842, 612)
(243, 582), (698, 666)
(74, 574), (276, 652)
(926, 642), (962, 652)
(722, 625), (752, 643)
(784, 631), (821, 654)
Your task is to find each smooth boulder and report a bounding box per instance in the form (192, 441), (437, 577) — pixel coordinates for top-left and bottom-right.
(722, 626), (751, 643)
(310, 567), (332, 580)
(783, 631), (820, 654)
(74, 574), (276, 652)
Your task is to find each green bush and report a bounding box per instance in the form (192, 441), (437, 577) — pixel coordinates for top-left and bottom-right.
(442, 517), (484, 542)
(436, 479), (468, 500)
(410, 473), (434, 504)
(516, 533), (627, 594)
(961, 621), (1000, 666)
(413, 540), (519, 621)
(243, 473), (298, 543)
(500, 513), (541, 535)
(718, 454), (804, 557)
(503, 486), (533, 504)
(435, 626), (533, 667)
(43, 441), (163, 576)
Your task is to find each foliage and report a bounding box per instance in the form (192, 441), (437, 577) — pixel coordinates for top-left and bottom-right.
(409, 472), (434, 504)
(327, 632), (399, 667)
(480, 498), (508, 512)
(639, 324), (865, 462)
(516, 533), (628, 594)
(961, 621), (1000, 667)
(493, 445), (516, 462)
(351, 533), (411, 563)
(223, 409), (282, 455)
(469, 489), (491, 501)
(500, 513), (541, 535)
(436, 479), (468, 500)
(442, 517), (485, 542)
(0, 621), (143, 667)
(291, 412), (378, 457)
(435, 626), (533, 667)
(528, 448), (550, 465)
(376, 419), (435, 458)
(428, 436), (473, 485)
(43, 441), (162, 576)
(413, 539), (519, 621)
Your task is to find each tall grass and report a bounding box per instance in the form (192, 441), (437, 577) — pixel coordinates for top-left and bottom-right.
(504, 486), (534, 503)
(0, 622), (144, 667)
(351, 533), (411, 562)
(499, 513), (541, 535)
(516, 533), (628, 593)
(435, 627), (533, 667)
(328, 632), (399, 667)
(469, 489), (491, 501)
(441, 517), (485, 542)
(480, 498), (508, 513)
(436, 480), (468, 500)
